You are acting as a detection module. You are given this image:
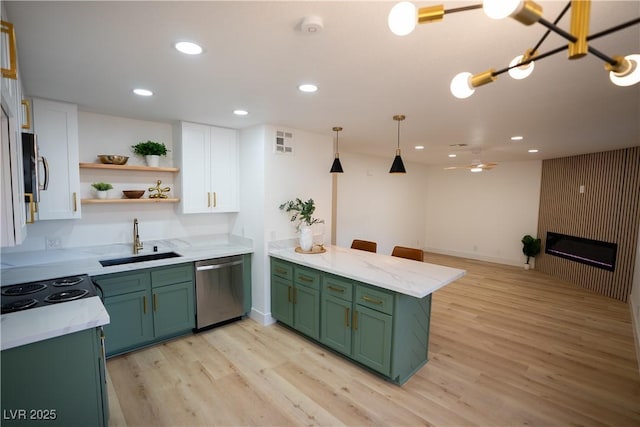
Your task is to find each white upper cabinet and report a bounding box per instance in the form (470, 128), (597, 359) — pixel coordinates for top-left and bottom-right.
(176, 121), (239, 214)
(33, 98), (81, 220)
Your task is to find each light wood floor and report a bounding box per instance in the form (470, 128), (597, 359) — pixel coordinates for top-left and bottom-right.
(107, 253), (640, 426)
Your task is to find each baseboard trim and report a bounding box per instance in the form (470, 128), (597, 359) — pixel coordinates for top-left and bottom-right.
(249, 308), (276, 326)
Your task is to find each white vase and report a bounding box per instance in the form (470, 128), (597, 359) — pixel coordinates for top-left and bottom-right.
(145, 155), (160, 167)
(299, 226), (313, 251)
(96, 190), (108, 199)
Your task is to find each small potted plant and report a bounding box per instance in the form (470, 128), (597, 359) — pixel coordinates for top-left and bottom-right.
(92, 182), (113, 199)
(279, 198), (324, 251)
(131, 140), (169, 167)
(521, 234), (541, 270)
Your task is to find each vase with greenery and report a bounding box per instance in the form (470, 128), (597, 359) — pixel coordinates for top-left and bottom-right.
(92, 182), (113, 199)
(279, 198), (324, 251)
(521, 234), (541, 269)
(131, 140), (169, 167)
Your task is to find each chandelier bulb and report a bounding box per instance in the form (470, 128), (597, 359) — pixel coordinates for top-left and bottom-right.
(388, 2), (417, 36)
(508, 54), (535, 80)
(450, 72), (475, 99)
(608, 54), (640, 87)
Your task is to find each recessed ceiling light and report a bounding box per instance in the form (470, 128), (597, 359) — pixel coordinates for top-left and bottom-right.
(528, 149), (539, 153)
(448, 154), (457, 158)
(298, 83), (318, 93)
(175, 41), (203, 55)
(233, 109), (248, 116)
(470, 167), (483, 173)
(414, 145), (424, 150)
(133, 88), (153, 97)
(511, 135), (524, 141)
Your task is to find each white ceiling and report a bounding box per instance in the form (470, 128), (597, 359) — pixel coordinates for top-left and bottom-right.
(5, 1), (640, 168)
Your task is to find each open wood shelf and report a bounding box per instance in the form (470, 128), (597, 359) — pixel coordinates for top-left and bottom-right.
(81, 198), (180, 204)
(79, 163), (179, 173)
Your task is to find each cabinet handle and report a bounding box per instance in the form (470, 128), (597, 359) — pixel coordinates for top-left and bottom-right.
(362, 295), (383, 305)
(143, 296), (147, 314)
(207, 192), (211, 207)
(73, 192), (78, 212)
(287, 286), (291, 302)
(213, 192), (217, 208)
(328, 285), (345, 293)
(345, 307), (350, 327)
(153, 294), (157, 312)
(21, 99), (31, 130)
(298, 275), (313, 283)
(25, 193), (35, 224)
(39, 156), (49, 190)
(353, 311), (358, 330)
(276, 268), (287, 275)
(0, 21), (17, 79)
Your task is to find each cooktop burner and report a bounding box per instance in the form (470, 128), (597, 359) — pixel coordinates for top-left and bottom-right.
(1, 274), (96, 314)
(1, 283), (47, 296)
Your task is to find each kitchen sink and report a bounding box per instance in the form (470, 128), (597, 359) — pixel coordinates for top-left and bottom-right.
(99, 251), (182, 267)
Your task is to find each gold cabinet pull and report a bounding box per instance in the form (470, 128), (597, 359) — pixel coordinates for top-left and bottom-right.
(298, 275), (313, 283)
(328, 285), (345, 293)
(353, 311), (358, 330)
(72, 192), (78, 212)
(153, 294), (157, 312)
(213, 191), (217, 208)
(1, 21), (17, 79)
(276, 268), (287, 275)
(345, 307), (350, 327)
(207, 192), (211, 207)
(21, 99), (31, 130)
(25, 193), (35, 224)
(143, 296), (147, 314)
(362, 295), (383, 305)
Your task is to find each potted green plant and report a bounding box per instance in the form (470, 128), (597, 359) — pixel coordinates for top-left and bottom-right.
(91, 182), (113, 199)
(279, 198), (324, 251)
(131, 140), (169, 167)
(521, 234), (541, 270)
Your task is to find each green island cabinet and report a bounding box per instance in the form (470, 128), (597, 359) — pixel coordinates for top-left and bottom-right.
(1, 327), (108, 426)
(93, 262), (195, 356)
(271, 257), (431, 385)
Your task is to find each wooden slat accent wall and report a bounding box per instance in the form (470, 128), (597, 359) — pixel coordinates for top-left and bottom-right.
(536, 147), (640, 302)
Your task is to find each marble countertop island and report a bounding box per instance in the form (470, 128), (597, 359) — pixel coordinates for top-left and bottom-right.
(269, 245), (466, 298)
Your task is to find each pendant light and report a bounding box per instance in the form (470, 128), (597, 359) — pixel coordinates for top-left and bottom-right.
(330, 126), (344, 173)
(389, 115), (407, 174)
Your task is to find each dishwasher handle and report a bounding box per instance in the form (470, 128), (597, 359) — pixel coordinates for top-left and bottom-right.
(196, 260), (244, 271)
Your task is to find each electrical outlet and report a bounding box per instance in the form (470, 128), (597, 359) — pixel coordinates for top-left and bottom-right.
(46, 237), (61, 249)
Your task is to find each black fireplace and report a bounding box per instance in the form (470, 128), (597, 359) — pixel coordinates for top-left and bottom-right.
(545, 232), (617, 272)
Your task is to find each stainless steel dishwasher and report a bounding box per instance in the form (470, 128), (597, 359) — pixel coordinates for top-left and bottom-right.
(194, 255), (244, 330)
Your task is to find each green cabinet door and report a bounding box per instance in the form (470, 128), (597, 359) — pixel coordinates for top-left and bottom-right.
(293, 284), (320, 340)
(271, 275), (293, 326)
(103, 290), (154, 356)
(321, 293), (352, 354)
(353, 304), (393, 376)
(153, 281), (195, 338)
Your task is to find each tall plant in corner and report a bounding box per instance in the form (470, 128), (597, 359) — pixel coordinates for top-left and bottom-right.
(521, 234), (541, 270)
(279, 198), (324, 251)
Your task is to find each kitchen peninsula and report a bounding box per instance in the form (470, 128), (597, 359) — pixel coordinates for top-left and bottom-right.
(269, 244), (466, 384)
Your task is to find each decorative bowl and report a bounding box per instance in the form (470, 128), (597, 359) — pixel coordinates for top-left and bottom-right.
(98, 155), (129, 165)
(122, 190), (145, 199)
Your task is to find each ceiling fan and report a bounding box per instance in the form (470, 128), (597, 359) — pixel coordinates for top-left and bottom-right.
(444, 148), (497, 172)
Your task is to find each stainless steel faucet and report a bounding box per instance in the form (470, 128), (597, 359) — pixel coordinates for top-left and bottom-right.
(133, 218), (143, 254)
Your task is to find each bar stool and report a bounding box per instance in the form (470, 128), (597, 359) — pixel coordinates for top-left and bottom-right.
(351, 239), (377, 253)
(391, 245), (424, 262)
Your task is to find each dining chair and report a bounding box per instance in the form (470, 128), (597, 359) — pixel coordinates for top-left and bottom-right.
(350, 239), (377, 253)
(391, 245), (424, 262)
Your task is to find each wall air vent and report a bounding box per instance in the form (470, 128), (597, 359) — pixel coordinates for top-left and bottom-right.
(275, 130), (294, 155)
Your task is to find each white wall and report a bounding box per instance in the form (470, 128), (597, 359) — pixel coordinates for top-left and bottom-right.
(335, 152), (428, 256)
(233, 124), (332, 324)
(424, 160), (542, 266)
(3, 111), (235, 253)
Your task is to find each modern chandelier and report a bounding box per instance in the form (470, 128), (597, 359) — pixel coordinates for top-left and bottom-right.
(388, 0), (640, 98)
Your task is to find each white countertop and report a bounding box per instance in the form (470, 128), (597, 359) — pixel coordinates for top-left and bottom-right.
(1, 296), (110, 350)
(269, 245), (465, 298)
(0, 235), (253, 351)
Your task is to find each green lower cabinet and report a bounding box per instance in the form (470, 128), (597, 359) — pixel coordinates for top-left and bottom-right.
(320, 294), (352, 354)
(1, 328), (108, 426)
(271, 275), (294, 326)
(103, 290), (154, 354)
(353, 304), (393, 376)
(292, 284), (320, 340)
(153, 281), (195, 338)
(93, 262), (195, 357)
